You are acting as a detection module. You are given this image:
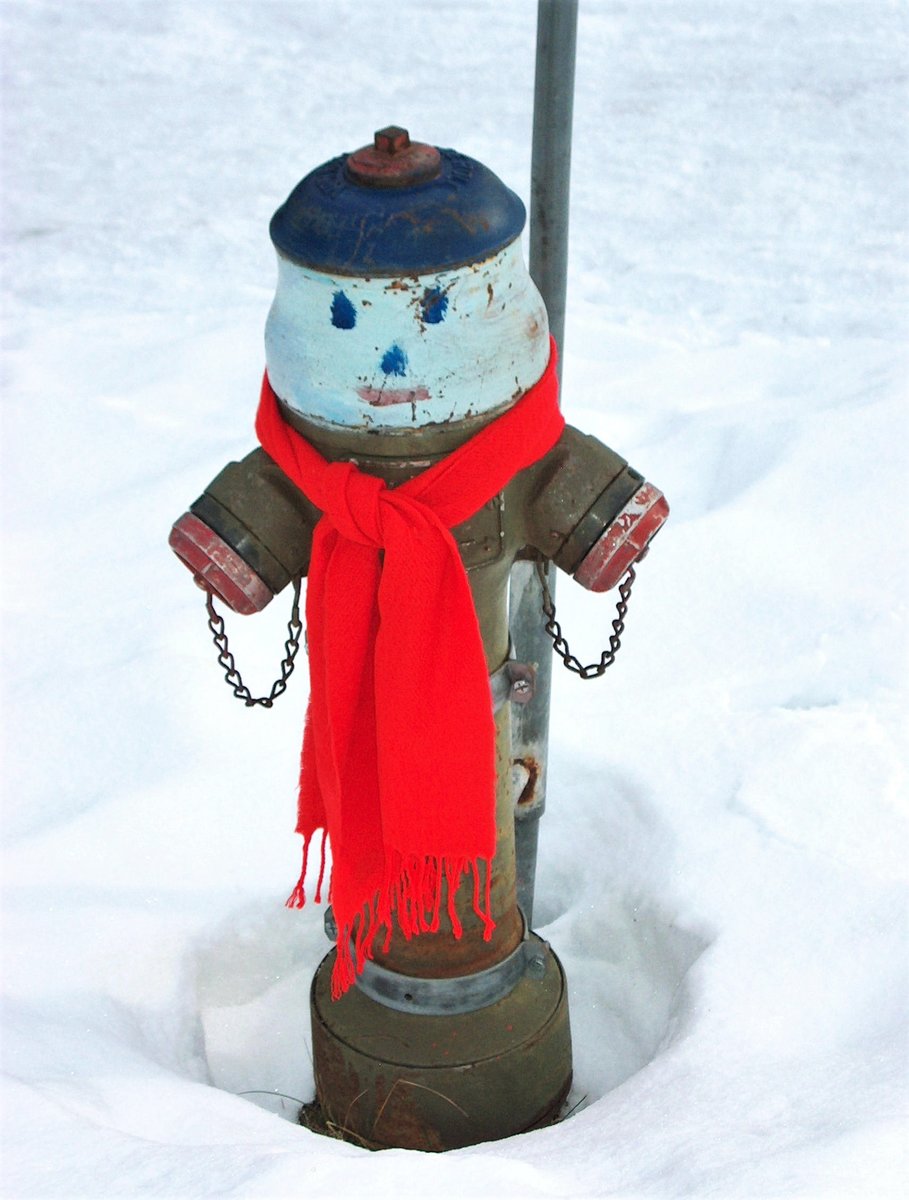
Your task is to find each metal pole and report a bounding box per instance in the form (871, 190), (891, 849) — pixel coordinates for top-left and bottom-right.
(511, 0), (579, 926)
(529, 0), (578, 363)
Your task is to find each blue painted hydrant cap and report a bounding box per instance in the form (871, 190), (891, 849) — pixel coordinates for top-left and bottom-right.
(269, 126), (527, 277)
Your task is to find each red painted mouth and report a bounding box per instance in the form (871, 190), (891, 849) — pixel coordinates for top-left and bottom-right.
(357, 385), (431, 408)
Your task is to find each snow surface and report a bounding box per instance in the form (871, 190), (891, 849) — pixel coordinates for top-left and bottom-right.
(2, 1), (907, 1197)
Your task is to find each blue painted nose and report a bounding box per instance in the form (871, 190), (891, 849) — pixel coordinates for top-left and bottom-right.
(380, 344), (408, 377)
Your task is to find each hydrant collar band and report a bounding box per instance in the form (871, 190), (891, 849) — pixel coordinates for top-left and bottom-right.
(352, 910), (535, 1016)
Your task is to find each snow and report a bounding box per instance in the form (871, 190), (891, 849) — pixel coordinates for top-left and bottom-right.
(2, 1), (907, 1197)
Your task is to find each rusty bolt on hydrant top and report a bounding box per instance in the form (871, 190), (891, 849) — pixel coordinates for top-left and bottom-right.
(169, 126), (668, 1152)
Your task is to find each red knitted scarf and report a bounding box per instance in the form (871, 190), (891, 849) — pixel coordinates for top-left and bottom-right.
(256, 341), (564, 997)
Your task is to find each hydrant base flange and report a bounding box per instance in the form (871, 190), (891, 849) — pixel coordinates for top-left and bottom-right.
(309, 935), (572, 1151)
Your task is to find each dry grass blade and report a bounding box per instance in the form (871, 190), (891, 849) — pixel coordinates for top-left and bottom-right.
(372, 1076), (470, 1136)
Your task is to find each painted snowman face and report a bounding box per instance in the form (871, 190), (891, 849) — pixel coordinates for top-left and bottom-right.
(264, 237), (549, 431)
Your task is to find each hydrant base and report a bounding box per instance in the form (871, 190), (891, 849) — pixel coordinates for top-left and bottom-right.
(309, 938), (572, 1151)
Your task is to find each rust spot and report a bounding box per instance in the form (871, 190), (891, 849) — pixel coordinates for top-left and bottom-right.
(513, 756), (541, 807)
(486, 282), (494, 307)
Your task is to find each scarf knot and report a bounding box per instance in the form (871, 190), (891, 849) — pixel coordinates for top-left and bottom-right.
(256, 340), (565, 997)
(319, 460), (390, 547)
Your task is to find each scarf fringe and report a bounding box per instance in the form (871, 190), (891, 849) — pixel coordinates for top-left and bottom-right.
(284, 833), (496, 999)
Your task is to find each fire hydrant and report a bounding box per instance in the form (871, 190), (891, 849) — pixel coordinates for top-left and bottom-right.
(169, 127), (668, 1151)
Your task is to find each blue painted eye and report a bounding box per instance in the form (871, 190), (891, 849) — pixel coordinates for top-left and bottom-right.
(330, 291), (357, 329)
(420, 287), (449, 325)
(380, 344), (408, 376)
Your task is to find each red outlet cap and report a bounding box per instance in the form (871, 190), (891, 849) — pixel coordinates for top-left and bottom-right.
(574, 482), (669, 593)
(169, 513), (273, 615)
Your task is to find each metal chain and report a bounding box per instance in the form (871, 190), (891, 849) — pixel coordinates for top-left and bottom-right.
(535, 559), (635, 679)
(204, 558), (632, 699)
(205, 577), (304, 707)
